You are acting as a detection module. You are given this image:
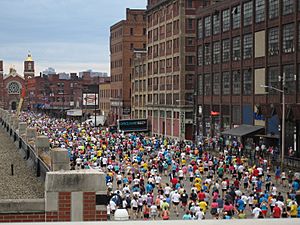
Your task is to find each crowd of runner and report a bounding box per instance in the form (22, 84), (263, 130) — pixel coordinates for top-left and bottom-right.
(19, 112), (300, 220)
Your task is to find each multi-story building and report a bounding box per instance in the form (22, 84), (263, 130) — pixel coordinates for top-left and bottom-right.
(146, 0), (205, 140)
(131, 49), (148, 119)
(110, 8), (147, 125)
(26, 70), (110, 118)
(99, 79), (111, 120)
(196, 0), (300, 156)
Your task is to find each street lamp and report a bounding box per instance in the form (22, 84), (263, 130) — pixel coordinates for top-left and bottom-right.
(260, 83), (285, 169)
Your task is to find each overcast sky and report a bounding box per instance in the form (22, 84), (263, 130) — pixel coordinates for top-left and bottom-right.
(0, 0), (146, 75)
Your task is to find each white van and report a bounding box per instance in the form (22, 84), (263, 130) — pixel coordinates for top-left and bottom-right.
(83, 115), (106, 127)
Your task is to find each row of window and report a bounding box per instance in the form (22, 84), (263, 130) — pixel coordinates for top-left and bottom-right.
(198, 23), (297, 65)
(198, 64), (297, 96)
(198, 0), (298, 38)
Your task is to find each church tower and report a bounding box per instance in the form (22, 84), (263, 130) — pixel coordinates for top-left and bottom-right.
(0, 60), (3, 108)
(24, 52), (35, 80)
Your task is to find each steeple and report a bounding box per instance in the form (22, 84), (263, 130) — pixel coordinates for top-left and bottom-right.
(25, 51), (33, 62)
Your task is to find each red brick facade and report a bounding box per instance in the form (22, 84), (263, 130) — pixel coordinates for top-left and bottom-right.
(0, 192), (107, 223)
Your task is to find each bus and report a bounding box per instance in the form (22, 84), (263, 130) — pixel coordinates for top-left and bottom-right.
(117, 118), (148, 133)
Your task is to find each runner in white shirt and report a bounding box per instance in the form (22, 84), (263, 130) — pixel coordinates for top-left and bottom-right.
(171, 190), (181, 216)
(275, 200), (285, 211)
(164, 184), (172, 197)
(252, 205), (262, 218)
(155, 175), (162, 185)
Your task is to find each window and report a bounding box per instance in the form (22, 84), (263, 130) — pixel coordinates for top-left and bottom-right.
(222, 72), (230, 95)
(187, 18), (193, 29)
(268, 66), (279, 94)
(283, 23), (294, 53)
(222, 39), (230, 62)
(198, 74), (203, 95)
(283, 65), (296, 94)
(8, 82), (21, 94)
(232, 36), (241, 61)
(198, 45), (203, 66)
(299, 23), (300, 51)
(268, 27), (279, 55)
(197, 19), (203, 39)
(243, 34), (253, 59)
(204, 74), (211, 96)
(243, 1), (253, 26)
(187, 56), (195, 65)
(232, 105), (241, 124)
(204, 44), (211, 65)
(213, 13), (220, 34)
(204, 16), (211, 37)
(282, 0), (294, 15)
(222, 9), (230, 32)
(268, 0), (279, 19)
(232, 5), (241, 29)
(255, 0), (265, 23)
(243, 69), (252, 95)
(213, 73), (220, 95)
(130, 28), (133, 35)
(233, 71), (241, 95)
(187, 0), (193, 8)
(213, 41), (221, 64)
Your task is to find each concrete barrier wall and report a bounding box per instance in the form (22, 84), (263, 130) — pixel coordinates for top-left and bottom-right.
(0, 109), (108, 223)
(0, 109), (51, 180)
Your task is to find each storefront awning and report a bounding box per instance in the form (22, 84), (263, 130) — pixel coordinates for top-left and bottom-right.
(222, 124), (264, 137)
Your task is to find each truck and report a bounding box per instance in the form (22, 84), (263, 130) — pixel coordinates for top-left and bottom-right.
(83, 115), (106, 127)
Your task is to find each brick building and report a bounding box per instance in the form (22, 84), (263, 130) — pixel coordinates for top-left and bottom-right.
(196, 0), (300, 156)
(146, 0), (206, 140)
(27, 70), (109, 118)
(109, 8), (147, 125)
(99, 79), (111, 121)
(131, 49), (148, 119)
(0, 53), (34, 111)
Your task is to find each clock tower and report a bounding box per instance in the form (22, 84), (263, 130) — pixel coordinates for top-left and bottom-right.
(24, 52), (35, 80)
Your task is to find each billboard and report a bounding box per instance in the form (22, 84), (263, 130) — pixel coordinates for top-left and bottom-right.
(117, 119), (148, 132)
(83, 93), (98, 106)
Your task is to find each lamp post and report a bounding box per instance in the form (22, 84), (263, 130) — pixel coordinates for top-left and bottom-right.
(94, 90), (97, 127)
(261, 82), (285, 169)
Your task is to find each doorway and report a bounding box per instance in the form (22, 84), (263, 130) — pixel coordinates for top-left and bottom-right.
(11, 101), (17, 111)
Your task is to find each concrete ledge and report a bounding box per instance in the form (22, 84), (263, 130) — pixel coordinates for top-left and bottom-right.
(45, 170), (106, 192)
(0, 218), (299, 225)
(0, 199), (45, 213)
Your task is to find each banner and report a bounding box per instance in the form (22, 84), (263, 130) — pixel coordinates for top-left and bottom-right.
(16, 88), (26, 117)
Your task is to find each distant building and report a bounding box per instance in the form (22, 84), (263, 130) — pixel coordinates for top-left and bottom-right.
(109, 8), (147, 124)
(0, 53), (34, 110)
(42, 67), (56, 76)
(79, 70), (108, 78)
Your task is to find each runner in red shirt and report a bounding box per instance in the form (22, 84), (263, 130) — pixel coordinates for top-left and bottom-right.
(272, 204), (281, 218)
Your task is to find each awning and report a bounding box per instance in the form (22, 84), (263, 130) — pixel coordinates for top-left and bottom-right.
(66, 109), (83, 116)
(255, 134), (280, 139)
(222, 124), (264, 137)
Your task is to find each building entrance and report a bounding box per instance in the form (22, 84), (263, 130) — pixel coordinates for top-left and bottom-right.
(11, 101), (17, 110)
